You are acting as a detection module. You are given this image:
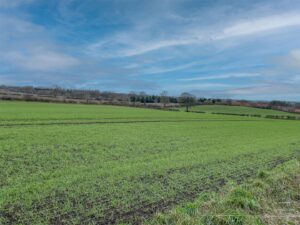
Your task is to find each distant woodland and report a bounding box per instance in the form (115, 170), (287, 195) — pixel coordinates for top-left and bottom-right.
(0, 85), (299, 113)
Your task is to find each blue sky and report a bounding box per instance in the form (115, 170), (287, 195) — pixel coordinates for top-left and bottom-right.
(1, 0), (300, 100)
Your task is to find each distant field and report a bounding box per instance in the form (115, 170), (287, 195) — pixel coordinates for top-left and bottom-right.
(190, 105), (298, 116)
(0, 101), (247, 125)
(0, 101), (300, 224)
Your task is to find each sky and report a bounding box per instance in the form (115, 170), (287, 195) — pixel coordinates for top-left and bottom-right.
(1, 0), (300, 100)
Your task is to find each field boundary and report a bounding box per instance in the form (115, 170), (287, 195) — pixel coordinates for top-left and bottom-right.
(0, 118), (271, 127)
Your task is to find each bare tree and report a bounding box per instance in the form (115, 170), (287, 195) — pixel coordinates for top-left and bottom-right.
(84, 91), (90, 103)
(179, 92), (196, 112)
(129, 91), (137, 104)
(53, 85), (61, 98)
(160, 90), (169, 107)
(139, 91), (147, 105)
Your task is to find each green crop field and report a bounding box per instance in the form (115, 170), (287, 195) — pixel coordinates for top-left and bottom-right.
(1, 101), (300, 224)
(189, 105), (298, 116)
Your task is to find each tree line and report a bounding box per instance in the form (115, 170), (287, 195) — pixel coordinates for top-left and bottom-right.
(0, 85), (215, 109)
(0, 85), (299, 113)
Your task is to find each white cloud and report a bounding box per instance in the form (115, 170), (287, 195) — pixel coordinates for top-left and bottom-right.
(6, 50), (79, 72)
(167, 82), (231, 91)
(227, 83), (300, 95)
(0, 15), (79, 72)
(86, 12), (300, 58)
(86, 36), (194, 58)
(277, 49), (300, 69)
(216, 13), (300, 39)
(179, 73), (260, 81)
(140, 62), (200, 75)
(263, 49), (300, 84)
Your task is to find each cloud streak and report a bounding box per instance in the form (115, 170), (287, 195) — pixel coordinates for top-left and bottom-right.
(179, 73), (260, 81)
(216, 12), (300, 40)
(86, 12), (300, 58)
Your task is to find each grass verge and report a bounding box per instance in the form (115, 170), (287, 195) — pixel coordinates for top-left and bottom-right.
(148, 159), (300, 225)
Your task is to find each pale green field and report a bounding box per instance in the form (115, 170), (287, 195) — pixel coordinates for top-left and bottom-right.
(0, 101), (299, 224)
(190, 105), (298, 116)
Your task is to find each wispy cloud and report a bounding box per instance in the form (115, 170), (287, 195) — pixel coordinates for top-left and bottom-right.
(167, 83), (232, 91)
(86, 12), (300, 58)
(188, 83), (300, 100)
(227, 83), (300, 96)
(6, 50), (79, 72)
(138, 62), (200, 75)
(216, 13), (300, 40)
(86, 36), (193, 58)
(179, 73), (260, 81)
(0, 15), (79, 72)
